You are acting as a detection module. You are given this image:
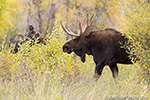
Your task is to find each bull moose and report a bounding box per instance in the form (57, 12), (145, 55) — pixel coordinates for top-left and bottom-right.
(61, 14), (135, 80)
(9, 25), (47, 53)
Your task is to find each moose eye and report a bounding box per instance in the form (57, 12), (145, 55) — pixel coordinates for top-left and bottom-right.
(74, 38), (79, 43)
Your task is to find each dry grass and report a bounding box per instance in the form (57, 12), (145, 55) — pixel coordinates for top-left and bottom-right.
(0, 64), (149, 100)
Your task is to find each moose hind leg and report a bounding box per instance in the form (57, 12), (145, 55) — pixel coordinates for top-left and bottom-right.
(109, 63), (119, 78)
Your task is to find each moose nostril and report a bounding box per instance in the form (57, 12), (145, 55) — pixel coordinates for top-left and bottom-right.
(63, 46), (69, 52)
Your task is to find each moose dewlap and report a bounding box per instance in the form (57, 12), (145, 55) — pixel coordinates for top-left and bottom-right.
(61, 14), (135, 80)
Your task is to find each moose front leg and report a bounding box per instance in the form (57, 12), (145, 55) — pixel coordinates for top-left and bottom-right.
(93, 62), (105, 81)
(109, 63), (119, 78)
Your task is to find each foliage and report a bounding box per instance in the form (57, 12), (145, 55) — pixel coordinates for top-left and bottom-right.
(0, 0), (149, 99)
(123, 1), (150, 86)
(0, 0), (22, 42)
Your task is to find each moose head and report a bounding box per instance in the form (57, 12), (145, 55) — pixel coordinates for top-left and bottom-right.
(25, 25), (47, 45)
(61, 14), (96, 62)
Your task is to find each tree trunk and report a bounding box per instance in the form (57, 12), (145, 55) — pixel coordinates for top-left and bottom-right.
(27, 0), (31, 32)
(66, 0), (72, 40)
(50, 2), (56, 34)
(44, 6), (51, 35)
(33, 0), (43, 34)
(37, 7), (42, 34)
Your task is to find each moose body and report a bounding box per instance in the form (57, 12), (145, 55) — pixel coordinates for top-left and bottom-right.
(9, 25), (47, 53)
(9, 34), (24, 53)
(61, 14), (134, 80)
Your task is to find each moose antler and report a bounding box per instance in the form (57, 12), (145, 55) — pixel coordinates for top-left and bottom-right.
(80, 14), (97, 36)
(61, 14), (96, 37)
(61, 21), (79, 37)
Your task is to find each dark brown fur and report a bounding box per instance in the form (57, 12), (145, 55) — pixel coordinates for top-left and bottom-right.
(9, 34), (24, 53)
(9, 25), (47, 53)
(63, 28), (134, 80)
(25, 25), (47, 46)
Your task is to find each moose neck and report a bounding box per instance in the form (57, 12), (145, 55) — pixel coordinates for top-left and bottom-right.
(82, 32), (96, 55)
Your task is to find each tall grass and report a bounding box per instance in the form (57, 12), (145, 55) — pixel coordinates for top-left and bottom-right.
(0, 65), (148, 100)
(0, 26), (149, 100)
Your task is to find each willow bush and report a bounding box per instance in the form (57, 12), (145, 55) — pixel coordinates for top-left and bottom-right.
(0, 25), (94, 83)
(124, 2), (150, 85)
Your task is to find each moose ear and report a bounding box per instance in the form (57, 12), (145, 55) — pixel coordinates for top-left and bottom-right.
(85, 32), (92, 38)
(29, 25), (34, 31)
